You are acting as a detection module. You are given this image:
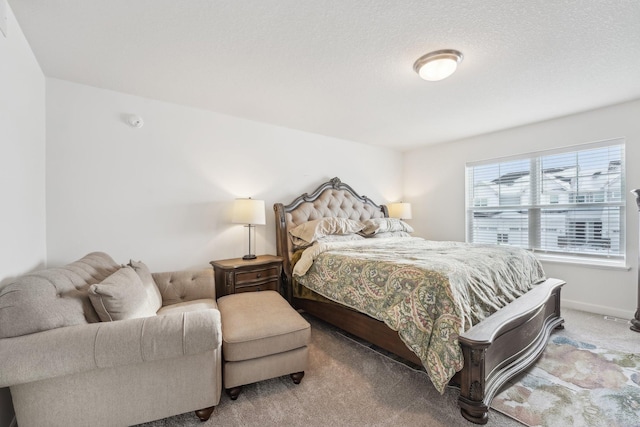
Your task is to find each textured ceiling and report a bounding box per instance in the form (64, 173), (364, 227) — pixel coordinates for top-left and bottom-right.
(9, 0), (640, 151)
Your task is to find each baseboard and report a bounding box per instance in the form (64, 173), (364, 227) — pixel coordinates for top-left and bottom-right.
(562, 298), (635, 320)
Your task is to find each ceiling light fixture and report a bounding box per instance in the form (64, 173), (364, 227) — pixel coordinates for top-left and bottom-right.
(413, 49), (463, 82)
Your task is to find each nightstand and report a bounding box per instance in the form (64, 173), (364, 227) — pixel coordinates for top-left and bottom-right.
(210, 255), (283, 298)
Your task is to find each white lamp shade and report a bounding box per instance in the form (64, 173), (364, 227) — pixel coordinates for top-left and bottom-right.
(388, 202), (412, 219)
(232, 198), (266, 225)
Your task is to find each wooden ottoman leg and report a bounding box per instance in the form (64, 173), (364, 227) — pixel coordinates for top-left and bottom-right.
(226, 386), (242, 400)
(195, 406), (214, 421)
(290, 371), (305, 384)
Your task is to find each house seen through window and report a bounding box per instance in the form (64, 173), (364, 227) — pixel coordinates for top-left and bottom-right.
(466, 139), (625, 264)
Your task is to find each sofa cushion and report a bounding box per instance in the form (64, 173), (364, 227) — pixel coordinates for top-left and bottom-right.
(128, 260), (163, 312)
(157, 298), (217, 316)
(88, 267), (157, 322)
(0, 252), (120, 339)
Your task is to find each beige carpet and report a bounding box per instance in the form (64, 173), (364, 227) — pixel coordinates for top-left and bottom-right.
(136, 308), (635, 427)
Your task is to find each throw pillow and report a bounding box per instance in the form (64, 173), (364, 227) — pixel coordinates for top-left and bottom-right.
(88, 267), (157, 322)
(128, 260), (163, 312)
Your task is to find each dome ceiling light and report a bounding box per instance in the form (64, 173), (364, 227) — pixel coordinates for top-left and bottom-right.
(413, 49), (464, 81)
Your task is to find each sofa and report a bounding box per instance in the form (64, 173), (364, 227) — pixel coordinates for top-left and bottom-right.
(0, 252), (222, 427)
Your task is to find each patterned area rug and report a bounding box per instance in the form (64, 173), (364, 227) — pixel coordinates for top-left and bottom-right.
(492, 335), (640, 427)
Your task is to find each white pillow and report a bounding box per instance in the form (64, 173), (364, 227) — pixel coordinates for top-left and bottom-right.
(317, 234), (366, 243)
(360, 218), (414, 236)
(128, 260), (163, 312)
(290, 217), (365, 245)
(367, 231), (412, 238)
(88, 267), (157, 322)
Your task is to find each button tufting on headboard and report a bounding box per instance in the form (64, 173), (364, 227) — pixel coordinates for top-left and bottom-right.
(273, 177), (388, 302)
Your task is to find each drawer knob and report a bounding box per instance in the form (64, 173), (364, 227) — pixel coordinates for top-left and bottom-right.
(257, 273), (262, 278)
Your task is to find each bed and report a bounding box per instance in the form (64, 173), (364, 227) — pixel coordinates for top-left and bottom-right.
(274, 177), (565, 424)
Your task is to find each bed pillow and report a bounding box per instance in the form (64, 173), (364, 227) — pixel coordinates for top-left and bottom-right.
(88, 267), (157, 322)
(367, 231), (412, 238)
(290, 217), (365, 245)
(360, 218), (414, 236)
(317, 234), (366, 243)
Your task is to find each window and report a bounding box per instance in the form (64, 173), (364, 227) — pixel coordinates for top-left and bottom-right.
(466, 139), (625, 264)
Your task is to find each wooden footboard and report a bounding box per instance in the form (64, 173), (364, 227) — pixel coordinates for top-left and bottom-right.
(457, 278), (565, 424)
(292, 278), (564, 424)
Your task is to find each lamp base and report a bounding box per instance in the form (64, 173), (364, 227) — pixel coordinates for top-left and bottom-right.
(242, 254), (257, 260)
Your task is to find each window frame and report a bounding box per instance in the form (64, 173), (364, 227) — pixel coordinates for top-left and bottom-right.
(465, 138), (626, 268)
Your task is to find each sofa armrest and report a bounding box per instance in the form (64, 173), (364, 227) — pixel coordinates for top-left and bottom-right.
(0, 309), (221, 388)
(153, 268), (215, 306)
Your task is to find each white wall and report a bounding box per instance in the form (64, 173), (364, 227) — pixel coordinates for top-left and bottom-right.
(45, 79), (403, 271)
(404, 99), (640, 319)
(0, 2), (46, 426)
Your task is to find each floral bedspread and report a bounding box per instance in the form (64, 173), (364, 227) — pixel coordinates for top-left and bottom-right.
(293, 237), (546, 393)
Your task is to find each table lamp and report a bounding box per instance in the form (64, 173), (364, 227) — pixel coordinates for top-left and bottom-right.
(232, 198), (266, 260)
(388, 202), (412, 220)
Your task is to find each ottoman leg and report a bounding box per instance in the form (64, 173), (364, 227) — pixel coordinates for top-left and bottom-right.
(226, 386), (242, 400)
(290, 371), (305, 384)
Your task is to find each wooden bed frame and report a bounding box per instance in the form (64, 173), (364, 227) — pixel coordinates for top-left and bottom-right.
(274, 177), (565, 424)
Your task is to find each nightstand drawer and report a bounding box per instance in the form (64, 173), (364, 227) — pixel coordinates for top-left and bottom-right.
(211, 255), (283, 298)
(235, 267), (279, 284)
(235, 279), (279, 293)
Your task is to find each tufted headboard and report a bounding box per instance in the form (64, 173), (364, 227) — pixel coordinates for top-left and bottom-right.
(273, 177), (387, 301)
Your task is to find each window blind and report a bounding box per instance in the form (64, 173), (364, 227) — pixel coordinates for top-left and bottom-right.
(466, 139), (625, 262)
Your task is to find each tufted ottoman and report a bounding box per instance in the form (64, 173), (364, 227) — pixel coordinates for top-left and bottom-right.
(217, 290), (310, 399)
